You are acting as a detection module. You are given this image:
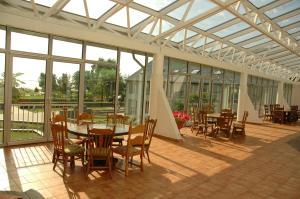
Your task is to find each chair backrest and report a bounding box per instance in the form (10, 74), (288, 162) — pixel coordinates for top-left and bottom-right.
(264, 105), (269, 114)
(241, 111), (249, 125)
(87, 124), (115, 149)
(50, 121), (65, 152)
(290, 105), (298, 111)
(198, 111), (208, 125)
(203, 104), (213, 113)
(107, 113), (130, 126)
(50, 108), (68, 138)
(144, 118), (157, 146)
(221, 109), (232, 114)
(127, 124), (146, 153)
(217, 112), (234, 129)
(192, 106), (198, 123)
(77, 112), (94, 125)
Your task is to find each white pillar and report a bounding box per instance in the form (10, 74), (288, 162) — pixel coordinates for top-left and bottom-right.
(237, 72), (262, 123)
(276, 81), (290, 110)
(149, 53), (182, 141)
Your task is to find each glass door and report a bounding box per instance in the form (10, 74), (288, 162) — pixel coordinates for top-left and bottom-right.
(10, 57), (46, 142)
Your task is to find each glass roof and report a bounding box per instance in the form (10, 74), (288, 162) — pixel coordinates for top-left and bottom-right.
(193, 11), (235, 31)
(142, 20), (174, 36)
(192, 37), (214, 48)
(243, 38), (271, 48)
(213, 22), (250, 38)
(133, 0), (176, 11)
(230, 31), (262, 44)
(170, 29), (197, 43)
(249, 0), (275, 8)
(185, 0), (217, 21)
(265, 0), (300, 19)
(31, 0), (56, 7)
(288, 27), (300, 34)
(167, 2), (189, 20)
(277, 14), (300, 27)
(106, 7), (149, 28)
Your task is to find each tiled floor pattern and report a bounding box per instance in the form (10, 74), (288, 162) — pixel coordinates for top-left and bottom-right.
(0, 122), (300, 198)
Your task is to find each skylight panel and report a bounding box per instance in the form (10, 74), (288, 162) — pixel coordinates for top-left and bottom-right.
(230, 31), (261, 44)
(193, 11), (235, 31)
(133, 0), (175, 11)
(265, 0), (300, 19)
(142, 20), (174, 36)
(170, 30), (197, 43)
(63, 0), (85, 17)
(87, 0), (116, 19)
(213, 22), (250, 38)
(193, 37), (214, 48)
(185, 0), (217, 21)
(277, 14), (300, 27)
(288, 27), (300, 34)
(32, 0), (56, 7)
(242, 38), (271, 48)
(167, 2), (189, 20)
(106, 7), (149, 28)
(249, 0), (275, 8)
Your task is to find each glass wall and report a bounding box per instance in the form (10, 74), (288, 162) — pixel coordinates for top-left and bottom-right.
(120, 51), (147, 124)
(284, 83), (293, 105)
(164, 57), (240, 114)
(0, 53), (4, 144)
(11, 57), (46, 141)
(84, 45), (117, 123)
(247, 75), (278, 116)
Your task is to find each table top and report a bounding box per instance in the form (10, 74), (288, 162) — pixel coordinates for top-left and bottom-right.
(67, 123), (129, 137)
(207, 113), (221, 118)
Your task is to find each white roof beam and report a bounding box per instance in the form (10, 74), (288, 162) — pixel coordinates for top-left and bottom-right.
(43, 0), (70, 19)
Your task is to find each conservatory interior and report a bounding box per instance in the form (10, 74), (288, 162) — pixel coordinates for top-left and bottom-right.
(0, 0), (300, 198)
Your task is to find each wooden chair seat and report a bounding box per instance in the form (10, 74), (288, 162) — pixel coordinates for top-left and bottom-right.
(64, 143), (85, 154)
(90, 148), (111, 159)
(112, 146), (141, 156)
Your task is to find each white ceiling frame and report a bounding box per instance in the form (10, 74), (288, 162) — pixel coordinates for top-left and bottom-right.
(240, 0), (299, 52)
(43, 0), (70, 19)
(30, 0), (40, 18)
(82, 0), (91, 28)
(126, 6), (131, 37)
(93, 3), (126, 29)
(150, 6), (222, 42)
(210, 0), (300, 78)
(132, 17), (156, 38)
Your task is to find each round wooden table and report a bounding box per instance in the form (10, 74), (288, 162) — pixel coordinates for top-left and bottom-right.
(67, 123), (129, 137)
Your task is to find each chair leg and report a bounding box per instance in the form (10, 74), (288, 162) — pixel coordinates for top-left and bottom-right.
(63, 155), (67, 176)
(125, 156), (129, 176)
(140, 153), (144, 172)
(145, 150), (151, 163)
(53, 153), (58, 170)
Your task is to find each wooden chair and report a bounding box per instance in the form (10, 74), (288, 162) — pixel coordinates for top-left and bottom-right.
(77, 112), (94, 125)
(190, 106), (199, 133)
(50, 121), (84, 176)
(107, 113), (130, 146)
(131, 118), (157, 163)
(50, 109), (84, 162)
(86, 124), (115, 178)
(214, 112), (234, 138)
(112, 124), (145, 176)
(272, 110), (284, 124)
(232, 111), (248, 137)
(196, 111), (214, 139)
(263, 105), (271, 121)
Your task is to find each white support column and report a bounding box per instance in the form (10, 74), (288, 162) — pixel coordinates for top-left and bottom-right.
(237, 72), (262, 123)
(276, 81), (290, 110)
(149, 52), (182, 141)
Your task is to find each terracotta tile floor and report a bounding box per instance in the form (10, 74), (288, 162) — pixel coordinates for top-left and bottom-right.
(1, 121), (300, 199)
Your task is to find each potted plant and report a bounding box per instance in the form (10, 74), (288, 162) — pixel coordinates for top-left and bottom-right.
(173, 111), (191, 130)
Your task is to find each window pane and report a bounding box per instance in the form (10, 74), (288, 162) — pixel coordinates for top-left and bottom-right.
(86, 45), (117, 61)
(53, 39), (82, 59)
(52, 62), (80, 122)
(84, 48), (117, 123)
(0, 53), (4, 144)
(11, 32), (48, 54)
(120, 52), (146, 124)
(0, 29), (5, 49)
(249, 0), (275, 8)
(11, 57), (46, 141)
